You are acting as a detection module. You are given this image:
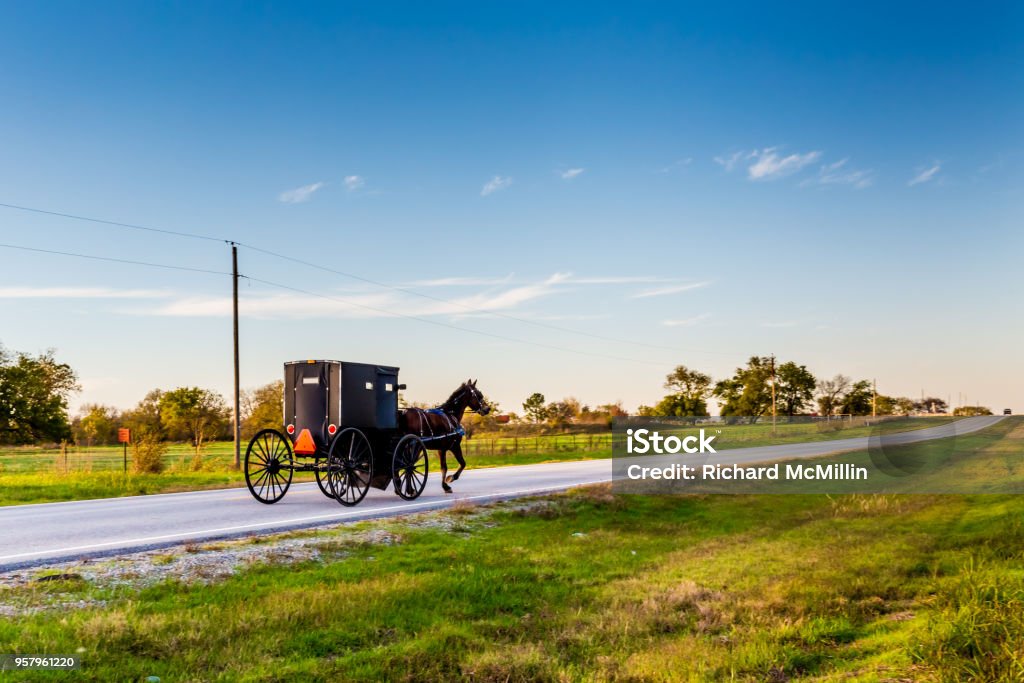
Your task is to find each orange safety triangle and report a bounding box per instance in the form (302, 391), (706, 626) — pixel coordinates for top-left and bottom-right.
(293, 428), (317, 454)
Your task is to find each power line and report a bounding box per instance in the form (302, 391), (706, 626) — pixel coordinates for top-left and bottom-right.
(0, 202), (228, 244)
(0, 200), (729, 357)
(245, 276), (670, 367)
(0, 238), (672, 365)
(239, 243), (713, 354)
(0, 242), (232, 276)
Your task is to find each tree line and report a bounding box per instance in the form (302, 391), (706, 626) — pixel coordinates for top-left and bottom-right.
(0, 344), (995, 448)
(635, 358), (959, 420)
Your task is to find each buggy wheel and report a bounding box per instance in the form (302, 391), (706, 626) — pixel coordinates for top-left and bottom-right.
(314, 459), (335, 499)
(392, 435), (428, 500)
(245, 429), (294, 504)
(326, 428), (373, 507)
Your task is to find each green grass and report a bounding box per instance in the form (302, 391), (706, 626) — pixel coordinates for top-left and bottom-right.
(0, 417), (960, 505)
(1, 419), (1022, 681)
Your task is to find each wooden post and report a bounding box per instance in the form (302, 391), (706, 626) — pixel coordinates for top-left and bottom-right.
(232, 243), (241, 470)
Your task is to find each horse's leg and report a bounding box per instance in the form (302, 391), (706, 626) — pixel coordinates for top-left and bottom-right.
(439, 449), (452, 493)
(447, 440), (466, 483)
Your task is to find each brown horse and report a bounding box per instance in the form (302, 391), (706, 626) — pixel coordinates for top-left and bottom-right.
(400, 379), (490, 493)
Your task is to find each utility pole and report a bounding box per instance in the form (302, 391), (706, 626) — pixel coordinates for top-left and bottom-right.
(232, 243), (241, 470)
(770, 354), (777, 433)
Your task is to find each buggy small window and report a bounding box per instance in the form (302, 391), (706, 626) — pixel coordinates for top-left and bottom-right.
(302, 377), (318, 385)
(365, 382), (373, 390)
(385, 383), (393, 391)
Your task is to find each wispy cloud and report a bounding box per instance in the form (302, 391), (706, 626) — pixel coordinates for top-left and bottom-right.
(717, 148), (822, 181)
(278, 181), (326, 204)
(908, 162), (941, 186)
(658, 158), (693, 173)
(565, 275), (677, 285)
(630, 281), (710, 299)
(407, 275), (516, 288)
(803, 158), (874, 189)
(662, 314), (710, 327)
(714, 151), (744, 172)
(343, 175), (365, 191)
(746, 148), (821, 181)
(0, 286), (170, 299)
(145, 273), (572, 320)
(481, 176), (512, 196)
(560, 168), (585, 180)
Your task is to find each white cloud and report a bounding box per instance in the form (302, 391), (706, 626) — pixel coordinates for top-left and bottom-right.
(714, 151), (744, 172)
(630, 281), (710, 299)
(278, 181), (326, 203)
(658, 158), (693, 173)
(407, 275), (516, 288)
(343, 175), (365, 191)
(663, 314), (710, 327)
(804, 158), (874, 189)
(746, 148), (821, 181)
(480, 176), (513, 196)
(564, 275), (677, 285)
(560, 168), (585, 180)
(908, 163), (941, 186)
(145, 273), (575, 320)
(717, 148), (822, 181)
(0, 286), (170, 299)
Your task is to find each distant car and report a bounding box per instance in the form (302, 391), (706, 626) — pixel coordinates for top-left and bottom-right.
(1005, 408), (1013, 415)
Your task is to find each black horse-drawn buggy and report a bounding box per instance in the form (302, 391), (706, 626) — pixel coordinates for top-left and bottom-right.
(244, 360), (488, 506)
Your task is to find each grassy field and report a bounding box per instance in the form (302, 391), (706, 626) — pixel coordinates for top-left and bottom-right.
(1, 419), (1022, 681)
(0, 417), (958, 506)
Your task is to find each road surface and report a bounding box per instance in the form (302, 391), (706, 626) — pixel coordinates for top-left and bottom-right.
(0, 416), (1002, 570)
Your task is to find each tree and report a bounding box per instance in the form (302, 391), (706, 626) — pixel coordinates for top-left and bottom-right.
(874, 395), (897, 416)
(73, 404), (120, 447)
(916, 397), (948, 414)
(0, 345), (79, 444)
(839, 380), (874, 416)
(122, 389), (165, 439)
(241, 380), (284, 439)
(159, 387), (230, 459)
(522, 393), (548, 424)
(713, 356), (773, 421)
(546, 398), (580, 428)
(816, 375), (851, 417)
(953, 405), (992, 416)
(775, 362), (817, 416)
(657, 365), (712, 418)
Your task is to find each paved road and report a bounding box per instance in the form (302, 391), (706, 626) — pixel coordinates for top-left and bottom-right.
(0, 416), (1002, 570)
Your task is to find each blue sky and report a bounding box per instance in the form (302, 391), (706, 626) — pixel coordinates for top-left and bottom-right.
(1, 2), (1021, 414)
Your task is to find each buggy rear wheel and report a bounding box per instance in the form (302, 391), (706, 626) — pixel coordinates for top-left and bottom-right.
(327, 428), (373, 507)
(314, 460), (335, 499)
(245, 429), (294, 504)
(392, 435), (428, 500)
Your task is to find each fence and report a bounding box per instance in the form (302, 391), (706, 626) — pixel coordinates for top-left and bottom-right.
(461, 433), (613, 459)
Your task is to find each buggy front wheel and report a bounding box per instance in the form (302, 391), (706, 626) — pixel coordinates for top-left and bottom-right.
(392, 435), (428, 500)
(326, 428), (373, 507)
(245, 429), (294, 504)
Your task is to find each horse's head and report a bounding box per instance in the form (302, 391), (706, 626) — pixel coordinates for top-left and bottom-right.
(463, 379), (490, 415)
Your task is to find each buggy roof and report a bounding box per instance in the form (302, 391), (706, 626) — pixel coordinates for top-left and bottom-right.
(284, 359), (399, 373)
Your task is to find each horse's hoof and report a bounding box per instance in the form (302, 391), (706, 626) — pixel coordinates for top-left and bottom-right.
(443, 486), (453, 494)
(444, 475), (454, 484)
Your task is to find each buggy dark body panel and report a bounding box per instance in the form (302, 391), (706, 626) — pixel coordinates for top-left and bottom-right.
(245, 359), (429, 506)
(284, 360), (400, 452)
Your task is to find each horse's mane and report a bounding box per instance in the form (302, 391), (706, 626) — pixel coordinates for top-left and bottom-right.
(439, 383), (469, 411)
